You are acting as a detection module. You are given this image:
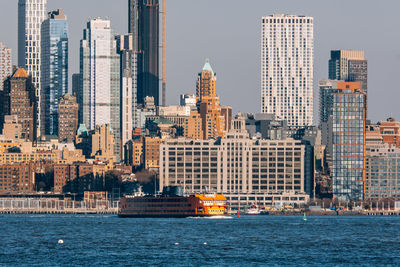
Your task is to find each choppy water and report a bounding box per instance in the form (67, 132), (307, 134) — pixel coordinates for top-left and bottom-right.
(0, 215), (399, 266)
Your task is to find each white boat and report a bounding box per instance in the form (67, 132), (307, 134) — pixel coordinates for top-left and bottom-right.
(246, 204), (261, 215)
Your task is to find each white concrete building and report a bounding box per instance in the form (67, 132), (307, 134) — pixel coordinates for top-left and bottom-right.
(160, 117), (309, 209)
(80, 18), (121, 161)
(0, 42), (11, 91)
(261, 14), (314, 127)
(18, 0), (47, 136)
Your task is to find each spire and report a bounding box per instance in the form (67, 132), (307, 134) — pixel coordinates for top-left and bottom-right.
(202, 58), (214, 74)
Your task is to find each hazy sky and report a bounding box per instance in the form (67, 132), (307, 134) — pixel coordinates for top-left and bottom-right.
(1, 0), (399, 123)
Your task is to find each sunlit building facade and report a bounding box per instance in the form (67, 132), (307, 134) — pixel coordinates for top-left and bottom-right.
(331, 82), (366, 201)
(0, 42), (11, 91)
(261, 14), (314, 127)
(18, 0), (47, 136)
(80, 19), (121, 161)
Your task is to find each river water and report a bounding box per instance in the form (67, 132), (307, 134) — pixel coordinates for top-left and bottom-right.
(0, 215), (399, 266)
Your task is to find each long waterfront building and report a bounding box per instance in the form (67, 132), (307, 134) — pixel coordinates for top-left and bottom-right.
(160, 119), (308, 209)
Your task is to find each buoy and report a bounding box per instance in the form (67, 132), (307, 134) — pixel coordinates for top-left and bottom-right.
(174, 242), (179, 245)
(237, 211), (240, 218)
(203, 242), (207, 245)
(58, 239), (64, 244)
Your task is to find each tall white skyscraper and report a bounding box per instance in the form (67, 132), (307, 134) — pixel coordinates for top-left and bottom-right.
(18, 0), (47, 135)
(80, 18), (121, 161)
(261, 14), (314, 127)
(0, 42), (12, 91)
(116, 34), (138, 150)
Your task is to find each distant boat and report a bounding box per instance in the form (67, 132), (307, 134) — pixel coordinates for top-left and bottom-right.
(303, 212), (307, 221)
(246, 204), (261, 215)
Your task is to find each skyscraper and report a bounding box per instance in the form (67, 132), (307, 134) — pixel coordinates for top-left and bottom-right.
(116, 34), (138, 150)
(41, 9), (68, 136)
(18, 0), (47, 136)
(2, 68), (37, 142)
(129, 0), (159, 106)
(80, 19), (121, 161)
(0, 42), (12, 91)
(196, 59), (226, 140)
(261, 14), (314, 127)
(331, 82), (366, 201)
(329, 50), (368, 112)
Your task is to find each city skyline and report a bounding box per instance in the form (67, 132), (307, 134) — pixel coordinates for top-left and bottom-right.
(0, 0), (399, 123)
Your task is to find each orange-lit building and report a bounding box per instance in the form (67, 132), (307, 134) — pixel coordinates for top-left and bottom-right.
(184, 110), (203, 140)
(144, 136), (161, 169)
(379, 118), (400, 147)
(185, 59), (230, 140)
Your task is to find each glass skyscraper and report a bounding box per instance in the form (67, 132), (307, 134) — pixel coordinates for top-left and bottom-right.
(129, 0), (160, 106)
(80, 19), (121, 161)
(41, 9), (68, 136)
(331, 82), (366, 201)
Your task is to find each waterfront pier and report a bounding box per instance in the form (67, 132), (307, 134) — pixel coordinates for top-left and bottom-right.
(0, 198), (119, 214)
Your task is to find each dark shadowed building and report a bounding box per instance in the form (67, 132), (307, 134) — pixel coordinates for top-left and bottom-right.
(129, 0), (159, 106)
(1, 68), (37, 142)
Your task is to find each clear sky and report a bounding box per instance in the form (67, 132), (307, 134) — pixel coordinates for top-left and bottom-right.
(0, 0), (399, 123)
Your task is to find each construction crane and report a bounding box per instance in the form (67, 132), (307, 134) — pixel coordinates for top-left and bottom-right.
(161, 0), (166, 107)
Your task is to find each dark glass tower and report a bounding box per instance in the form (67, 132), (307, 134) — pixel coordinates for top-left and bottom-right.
(129, 0), (159, 106)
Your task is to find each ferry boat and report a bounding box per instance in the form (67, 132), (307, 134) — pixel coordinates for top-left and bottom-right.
(118, 186), (228, 218)
(246, 204), (261, 215)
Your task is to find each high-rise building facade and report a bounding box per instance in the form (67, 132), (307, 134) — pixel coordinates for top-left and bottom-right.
(261, 14), (314, 127)
(319, 80), (341, 158)
(2, 68), (37, 142)
(329, 50), (368, 112)
(0, 42), (12, 91)
(116, 34), (138, 149)
(80, 19), (121, 161)
(41, 9), (68, 136)
(196, 59), (226, 140)
(129, 0), (159, 106)
(58, 94), (78, 143)
(18, 0), (47, 136)
(331, 82), (366, 201)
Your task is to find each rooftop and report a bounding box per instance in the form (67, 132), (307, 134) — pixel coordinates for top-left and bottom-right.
(202, 58), (214, 74)
(12, 68), (28, 78)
